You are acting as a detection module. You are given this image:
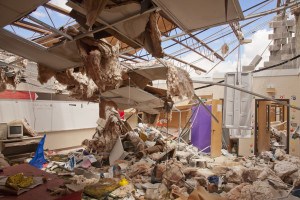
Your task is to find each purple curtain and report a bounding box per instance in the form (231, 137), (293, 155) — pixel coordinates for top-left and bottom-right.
(191, 105), (212, 153)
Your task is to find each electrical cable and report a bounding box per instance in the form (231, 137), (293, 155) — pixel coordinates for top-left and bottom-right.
(253, 54), (300, 73)
(194, 53), (300, 91)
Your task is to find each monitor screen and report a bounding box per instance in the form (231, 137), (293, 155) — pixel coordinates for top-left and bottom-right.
(9, 126), (22, 135)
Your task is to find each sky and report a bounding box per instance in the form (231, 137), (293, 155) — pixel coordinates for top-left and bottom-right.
(4, 0), (285, 78)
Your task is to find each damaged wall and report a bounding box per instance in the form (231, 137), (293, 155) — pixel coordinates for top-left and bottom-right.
(191, 71), (300, 156)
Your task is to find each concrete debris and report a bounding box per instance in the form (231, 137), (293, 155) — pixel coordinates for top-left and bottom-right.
(37, 123), (300, 200)
(260, 151), (274, 161)
(188, 186), (225, 200)
(225, 166), (245, 184)
(162, 160), (185, 188)
(166, 61), (195, 100)
(239, 181), (275, 200)
(274, 148), (286, 161)
(242, 167), (263, 183)
(274, 160), (298, 179)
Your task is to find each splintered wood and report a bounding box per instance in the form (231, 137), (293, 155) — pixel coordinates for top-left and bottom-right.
(166, 62), (195, 100)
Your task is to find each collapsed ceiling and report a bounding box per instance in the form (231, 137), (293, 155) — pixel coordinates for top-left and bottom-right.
(1, 0), (295, 113)
(0, 0), (245, 70)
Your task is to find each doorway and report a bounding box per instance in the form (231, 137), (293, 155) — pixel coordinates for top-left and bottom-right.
(255, 99), (290, 155)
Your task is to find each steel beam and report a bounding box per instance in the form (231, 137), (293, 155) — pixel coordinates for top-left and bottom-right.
(164, 53), (207, 73)
(187, 33), (224, 61)
(27, 15), (73, 40)
(162, 32), (214, 62)
(244, 1), (300, 20)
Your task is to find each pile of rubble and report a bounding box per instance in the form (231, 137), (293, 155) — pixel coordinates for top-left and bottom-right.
(40, 117), (300, 200)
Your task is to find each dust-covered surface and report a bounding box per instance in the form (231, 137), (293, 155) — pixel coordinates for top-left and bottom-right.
(165, 61), (195, 100)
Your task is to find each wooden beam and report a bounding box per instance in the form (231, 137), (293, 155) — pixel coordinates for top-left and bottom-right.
(211, 99), (223, 158)
(13, 21), (51, 35)
(44, 2), (70, 16)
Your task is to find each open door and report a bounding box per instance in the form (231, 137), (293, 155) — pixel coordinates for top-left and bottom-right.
(256, 101), (271, 154)
(255, 99), (289, 155)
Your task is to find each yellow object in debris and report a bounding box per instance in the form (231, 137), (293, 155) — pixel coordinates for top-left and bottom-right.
(6, 173), (34, 190)
(139, 132), (148, 142)
(119, 178), (129, 186)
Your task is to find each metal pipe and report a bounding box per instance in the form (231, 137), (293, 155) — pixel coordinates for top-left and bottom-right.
(164, 53), (207, 73)
(244, 1), (300, 20)
(193, 80), (300, 110)
(27, 15), (73, 40)
(194, 94), (219, 123)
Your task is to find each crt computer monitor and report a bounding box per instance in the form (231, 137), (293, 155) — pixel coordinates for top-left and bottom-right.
(7, 125), (23, 138)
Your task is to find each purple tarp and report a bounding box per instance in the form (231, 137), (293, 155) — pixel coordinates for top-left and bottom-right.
(191, 105), (212, 153)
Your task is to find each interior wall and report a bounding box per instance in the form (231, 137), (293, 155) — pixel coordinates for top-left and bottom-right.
(40, 128), (95, 150)
(252, 75), (300, 156)
(192, 73), (300, 156)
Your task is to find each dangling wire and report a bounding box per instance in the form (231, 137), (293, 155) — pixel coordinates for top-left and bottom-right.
(128, 77), (131, 106)
(236, 44), (241, 85)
